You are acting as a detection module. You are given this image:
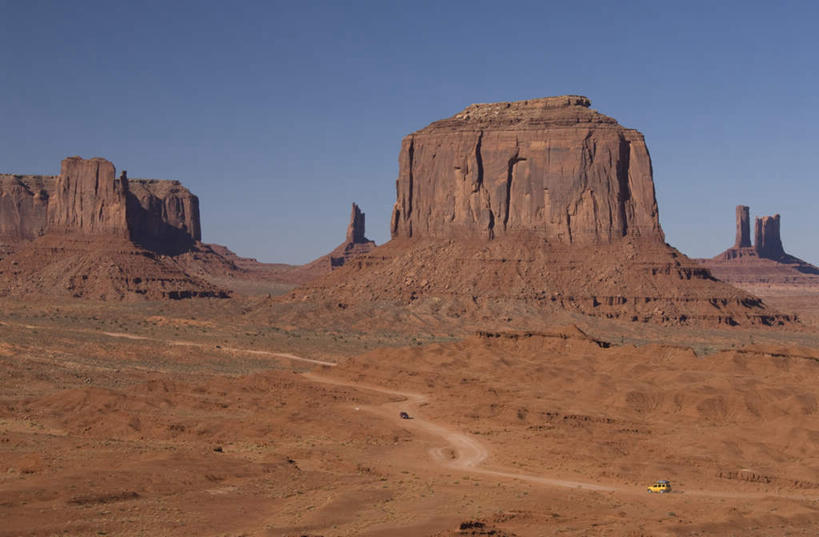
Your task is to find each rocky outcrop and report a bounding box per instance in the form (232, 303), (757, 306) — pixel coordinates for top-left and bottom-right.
(735, 205), (751, 248)
(0, 157), (201, 256)
(331, 203), (376, 268)
(47, 157), (129, 236)
(0, 175), (50, 244)
(283, 97), (792, 328)
(390, 96), (664, 244)
(0, 234), (228, 300)
(714, 206), (795, 263)
(0, 157), (220, 300)
(126, 176), (201, 254)
(701, 206), (818, 299)
(346, 203), (367, 244)
(755, 214), (785, 260)
(297, 202), (376, 273)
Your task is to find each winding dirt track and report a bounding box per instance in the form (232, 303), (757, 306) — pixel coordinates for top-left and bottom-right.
(3, 318), (815, 501)
(305, 372), (621, 493)
(304, 372), (819, 501)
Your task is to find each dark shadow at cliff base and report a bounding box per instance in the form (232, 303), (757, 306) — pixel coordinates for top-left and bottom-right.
(126, 193), (196, 256)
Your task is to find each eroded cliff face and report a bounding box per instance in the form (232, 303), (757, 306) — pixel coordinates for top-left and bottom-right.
(286, 97), (792, 328)
(391, 95), (664, 244)
(0, 157), (201, 255)
(0, 175), (50, 243)
(127, 178), (201, 254)
(754, 215), (785, 260)
(0, 157), (222, 299)
(735, 205), (751, 248)
(47, 157), (129, 236)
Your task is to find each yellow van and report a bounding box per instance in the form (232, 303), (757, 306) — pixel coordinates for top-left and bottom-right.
(647, 480), (671, 493)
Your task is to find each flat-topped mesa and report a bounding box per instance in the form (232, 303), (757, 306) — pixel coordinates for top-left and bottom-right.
(390, 95), (664, 244)
(755, 214), (785, 260)
(0, 157), (201, 255)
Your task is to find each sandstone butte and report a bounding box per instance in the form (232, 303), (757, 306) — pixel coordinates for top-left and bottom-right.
(0, 156), (375, 299)
(286, 96), (794, 328)
(1, 156), (200, 255)
(699, 205), (819, 285)
(391, 95), (663, 244)
(0, 156), (226, 299)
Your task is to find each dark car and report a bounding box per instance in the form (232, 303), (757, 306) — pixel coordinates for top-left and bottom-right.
(399, 411), (412, 419)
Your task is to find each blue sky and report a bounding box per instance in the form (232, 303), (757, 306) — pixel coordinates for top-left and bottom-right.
(1, 1), (817, 264)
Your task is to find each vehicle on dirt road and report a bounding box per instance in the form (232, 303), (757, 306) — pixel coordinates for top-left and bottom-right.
(399, 411), (412, 419)
(647, 480), (672, 493)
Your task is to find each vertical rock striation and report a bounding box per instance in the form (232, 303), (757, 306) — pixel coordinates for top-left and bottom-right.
(47, 157), (129, 237)
(126, 177), (201, 254)
(0, 157), (202, 256)
(735, 205), (751, 248)
(0, 175), (50, 244)
(289, 97), (791, 327)
(754, 214), (785, 260)
(390, 96), (664, 244)
(346, 203), (367, 244)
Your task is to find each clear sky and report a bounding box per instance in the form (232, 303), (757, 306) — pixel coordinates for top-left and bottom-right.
(1, 1), (817, 264)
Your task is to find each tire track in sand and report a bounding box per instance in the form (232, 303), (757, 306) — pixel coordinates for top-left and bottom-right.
(4, 318), (813, 500)
(304, 372), (617, 493)
(304, 372), (819, 500)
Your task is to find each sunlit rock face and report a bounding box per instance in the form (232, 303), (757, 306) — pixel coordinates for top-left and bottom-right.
(391, 95), (664, 245)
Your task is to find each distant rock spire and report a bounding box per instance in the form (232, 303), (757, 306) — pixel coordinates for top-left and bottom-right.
(346, 203), (367, 244)
(734, 205), (751, 248)
(754, 214), (785, 260)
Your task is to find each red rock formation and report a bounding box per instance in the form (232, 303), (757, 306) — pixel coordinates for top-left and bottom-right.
(755, 214), (785, 260)
(0, 157), (220, 299)
(284, 97), (791, 328)
(391, 96), (664, 244)
(700, 208), (818, 321)
(47, 157), (129, 236)
(0, 157), (202, 256)
(346, 203), (366, 244)
(126, 177), (201, 254)
(735, 205), (751, 248)
(300, 202), (376, 272)
(0, 234), (228, 300)
(713, 207), (794, 263)
(0, 175), (49, 245)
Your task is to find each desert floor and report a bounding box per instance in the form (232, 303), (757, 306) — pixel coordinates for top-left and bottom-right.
(2, 298), (819, 536)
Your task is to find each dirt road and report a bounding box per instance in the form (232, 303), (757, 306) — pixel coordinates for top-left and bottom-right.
(304, 372), (619, 493)
(304, 372), (819, 501)
(4, 316), (814, 502)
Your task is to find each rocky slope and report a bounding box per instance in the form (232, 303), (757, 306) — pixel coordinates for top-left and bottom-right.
(284, 96), (792, 328)
(0, 234), (227, 300)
